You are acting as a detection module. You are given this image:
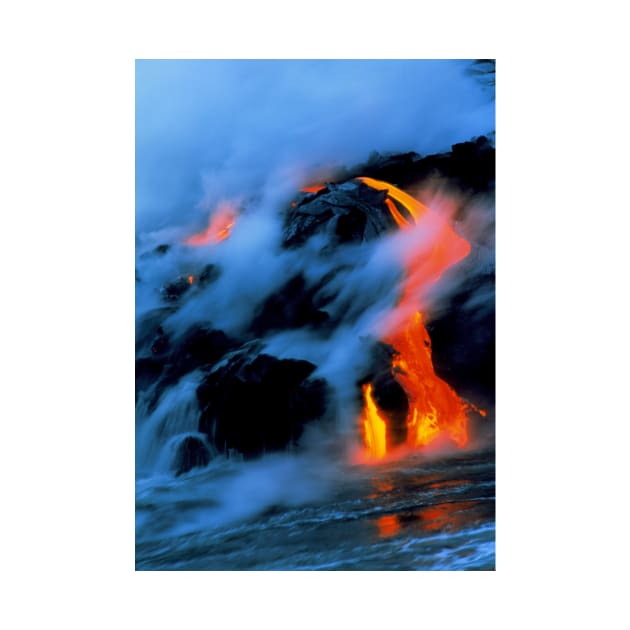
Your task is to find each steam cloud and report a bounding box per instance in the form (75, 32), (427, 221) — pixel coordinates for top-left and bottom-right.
(136, 59), (494, 233)
(135, 60), (495, 536)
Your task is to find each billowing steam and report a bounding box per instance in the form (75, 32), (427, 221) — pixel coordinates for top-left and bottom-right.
(136, 59), (494, 233)
(135, 60), (495, 538)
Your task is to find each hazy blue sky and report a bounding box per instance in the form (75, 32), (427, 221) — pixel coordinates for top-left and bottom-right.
(136, 60), (494, 232)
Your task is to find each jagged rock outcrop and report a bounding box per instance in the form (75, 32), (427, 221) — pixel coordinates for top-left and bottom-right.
(283, 180), (399, 248)
(197, 348), (329, 459)
(136, 322), (241, 409)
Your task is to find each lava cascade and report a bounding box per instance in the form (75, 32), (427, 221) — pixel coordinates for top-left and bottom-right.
(178, 178), (474, 461)
(357, 177), (472, 459)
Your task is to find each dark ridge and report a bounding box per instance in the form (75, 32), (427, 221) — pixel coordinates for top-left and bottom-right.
(344, 137), (495, 194)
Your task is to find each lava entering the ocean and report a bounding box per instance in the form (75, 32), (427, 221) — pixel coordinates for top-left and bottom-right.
(176, 177), (477, 462)
(357, 178), (473, 460)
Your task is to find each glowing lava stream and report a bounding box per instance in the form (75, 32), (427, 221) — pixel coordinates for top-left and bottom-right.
(184, 202), (238, 246)
(356, 177), (472, 460)
(300, 184), (326, 194)
(362, 384), (387, 459)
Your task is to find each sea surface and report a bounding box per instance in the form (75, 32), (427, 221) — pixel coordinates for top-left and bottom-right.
(136, 446), (495, 570)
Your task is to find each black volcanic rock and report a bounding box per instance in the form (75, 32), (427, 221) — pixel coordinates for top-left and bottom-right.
(426, 269), (495, 408)
(171, 326), (237, 374)
(136, 324), (241, 410)
(150, 328), (169, 356)
(198, 263), (220, 287)
(154, 243), (171, 255)
(283, 181), (398, 248)
(173, 435), (211, 476)
(250, 273), (331, 336)
(139, 243), (172, 260)
(284, 207), (335, 247)
(335, 205), (368, 243)
(197, 349), (329, 459)
(282, 139), (494, 250)
(345, 137), (495, 195)
(136, 307), (176, 354)
(161, 276), (192, 302)
(158, 327), (240, 392)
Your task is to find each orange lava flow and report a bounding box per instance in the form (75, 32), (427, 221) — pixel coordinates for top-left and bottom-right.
(357, 178), (472, 460)
(392, 312), (468, 449)
(301, 184), (326, 194)
(184, 202), (237, 246)
(362, 384), (387, 459)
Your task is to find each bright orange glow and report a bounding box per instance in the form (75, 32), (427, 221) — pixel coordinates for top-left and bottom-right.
(358, 176), (427, 223)
(384, 198), (410, 229)
(188, 275), (194, 285)
(301, 184), (326, 194)
(392, 312), (468, 448)
(417, 501), (480, 533)
(357, 178), (472, 459)
(376, 514), (401, 538)
(184, 202), (237, 246)
(362, 384), (387, 459)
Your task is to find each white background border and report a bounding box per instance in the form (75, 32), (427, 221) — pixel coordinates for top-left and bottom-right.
(2, 1), (628, 628)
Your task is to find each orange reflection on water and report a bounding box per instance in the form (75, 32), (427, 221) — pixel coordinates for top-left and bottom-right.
(417, 501), (480, 533)
(376, 514), (401, 538)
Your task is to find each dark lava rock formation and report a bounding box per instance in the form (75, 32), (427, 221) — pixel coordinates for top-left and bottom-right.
(173, 435), (211, 476)
(196, 349), (329, 459)
(427, 270), (495, 409)
(136, 138), (495, 469)
(249, 273), (333, 336)
(283, 180), (398, 248)
(344, 136), (495, 196)
(136, 322), (241, 410)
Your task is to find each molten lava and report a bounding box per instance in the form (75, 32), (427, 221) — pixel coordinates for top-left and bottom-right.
(392, 312), (468, 449)
(184, 202), (237, 246)
(357, 178), (472, 460)
(301, 184), (326, 194)
(362, 384), (387, 459)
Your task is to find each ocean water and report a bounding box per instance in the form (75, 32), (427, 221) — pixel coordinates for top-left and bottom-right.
(136, 447), (495, 570)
